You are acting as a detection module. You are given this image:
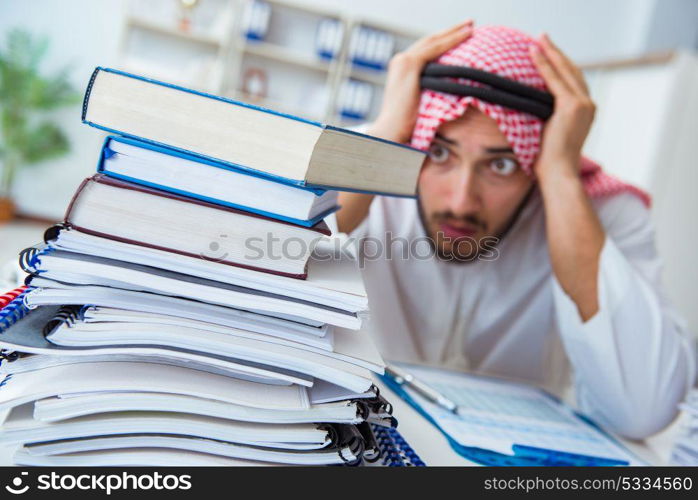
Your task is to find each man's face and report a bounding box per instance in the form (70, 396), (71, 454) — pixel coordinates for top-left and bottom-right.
(418, 109), (535, 261)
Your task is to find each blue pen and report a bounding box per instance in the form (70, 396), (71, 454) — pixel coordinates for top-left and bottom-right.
(512, 444), (629, 466)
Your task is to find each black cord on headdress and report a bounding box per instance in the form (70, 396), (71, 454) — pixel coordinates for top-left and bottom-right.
(420, 63), (554, 120)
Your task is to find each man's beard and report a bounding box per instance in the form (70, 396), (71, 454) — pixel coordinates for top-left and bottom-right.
(416, 185), (535, 263)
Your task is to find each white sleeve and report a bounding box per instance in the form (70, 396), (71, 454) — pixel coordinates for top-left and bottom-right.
(551, 193), (696, 439)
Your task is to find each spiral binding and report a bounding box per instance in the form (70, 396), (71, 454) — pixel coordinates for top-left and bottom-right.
(355, 400), (370, 421)
(43, 305), (84, 337)
(43, 223), (69, 243)
(372, 425), (425, 467)
(0, 287), (27, 364)
(364, 393), (393, 415)
(0, 286), (27, 310)
(0, 349), (19, 366)
(0, 288), (34, 333)
(18, 247), (43, 274)
(319, 424), (365, 466)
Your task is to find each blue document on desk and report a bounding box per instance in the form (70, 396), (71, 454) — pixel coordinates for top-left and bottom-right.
(381, 362), (643, 466)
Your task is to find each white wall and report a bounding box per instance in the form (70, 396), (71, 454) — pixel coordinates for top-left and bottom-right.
(295, 0), (659, 63)
(583, 53), (698, 334)
(643, 0), (698, 54)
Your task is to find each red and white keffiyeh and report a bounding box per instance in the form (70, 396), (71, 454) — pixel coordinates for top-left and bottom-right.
(410, 25), (650, 207)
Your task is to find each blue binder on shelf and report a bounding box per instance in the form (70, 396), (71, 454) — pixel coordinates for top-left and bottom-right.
(381, 364), (640, 467)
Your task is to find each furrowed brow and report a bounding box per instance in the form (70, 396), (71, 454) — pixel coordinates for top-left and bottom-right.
(484, 146), (515, 154)
(434, 133), (458, 146)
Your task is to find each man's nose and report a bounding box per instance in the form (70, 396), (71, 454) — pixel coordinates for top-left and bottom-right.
(446, 165), (482, 215)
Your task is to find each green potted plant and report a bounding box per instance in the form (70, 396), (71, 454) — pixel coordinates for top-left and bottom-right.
(0, 29), (79, 222)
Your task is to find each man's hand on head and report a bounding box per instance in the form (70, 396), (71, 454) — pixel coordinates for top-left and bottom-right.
(529, 33), (596, 186)
(369, 20), (474, 144)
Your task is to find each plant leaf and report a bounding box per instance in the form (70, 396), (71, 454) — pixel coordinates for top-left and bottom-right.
(20, 121), (70, 164)
(0, 28), (77, 174)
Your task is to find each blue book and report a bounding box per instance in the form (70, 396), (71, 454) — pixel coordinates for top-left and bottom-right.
(83, 67), (425, 197)
(381, 363), (640, 466)
(97, 135), (338, 227)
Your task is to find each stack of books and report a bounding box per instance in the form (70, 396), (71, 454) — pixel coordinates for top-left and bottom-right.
(0, 67), (425, 466)
(671, 390), (698, 465)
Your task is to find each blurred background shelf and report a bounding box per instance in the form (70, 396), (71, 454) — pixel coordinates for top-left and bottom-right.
(126, 16), (225, 47)
(242, 40), (332, 72)
(119, 0), (421, 125)
(118, 0), (421, 124)
(348, 67), (386, 86)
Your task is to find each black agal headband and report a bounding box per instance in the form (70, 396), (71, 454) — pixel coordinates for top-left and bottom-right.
(420, 63), (554, 120)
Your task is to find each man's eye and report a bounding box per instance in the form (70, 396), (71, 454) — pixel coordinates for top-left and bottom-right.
(488, 157), (519, 176)
(427, 143), (451, 164)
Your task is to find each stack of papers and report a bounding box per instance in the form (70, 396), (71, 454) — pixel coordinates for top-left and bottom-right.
(0, 233), (396, 465)
(0, 66), (423, 467)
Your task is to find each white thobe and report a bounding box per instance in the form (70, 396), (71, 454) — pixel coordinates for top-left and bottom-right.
(350, 189), (696, 439)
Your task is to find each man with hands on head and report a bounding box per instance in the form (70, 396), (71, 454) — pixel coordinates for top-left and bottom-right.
(337, 21), (695, 439)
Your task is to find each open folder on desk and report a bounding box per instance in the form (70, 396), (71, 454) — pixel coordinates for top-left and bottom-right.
(381, 362), (643, 466)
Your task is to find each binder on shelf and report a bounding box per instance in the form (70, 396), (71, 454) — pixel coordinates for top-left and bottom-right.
(339, 80), (373, 121)
(315, 18), (343, 61)
(243, 0), (271, 41)
(349, 27), (394, 72)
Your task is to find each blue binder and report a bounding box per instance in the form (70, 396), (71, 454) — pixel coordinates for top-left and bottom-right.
(380, 372), (633, 466)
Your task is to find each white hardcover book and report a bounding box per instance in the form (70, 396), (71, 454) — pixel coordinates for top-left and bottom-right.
(101, 138), (339, 223)
(83, 68), (424, 196)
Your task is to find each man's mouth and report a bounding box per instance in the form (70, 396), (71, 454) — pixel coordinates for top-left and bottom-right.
(439, 222), (478, 239)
